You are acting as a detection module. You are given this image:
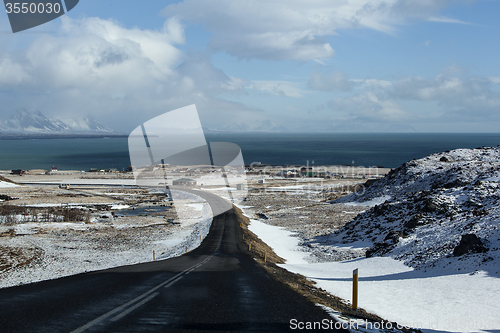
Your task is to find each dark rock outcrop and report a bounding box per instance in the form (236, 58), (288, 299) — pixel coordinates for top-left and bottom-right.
(453, 234), (488, 257)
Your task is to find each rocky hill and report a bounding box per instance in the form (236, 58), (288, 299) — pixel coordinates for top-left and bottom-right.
(330, 147), (500, 272)
(0, 109), (115, 134)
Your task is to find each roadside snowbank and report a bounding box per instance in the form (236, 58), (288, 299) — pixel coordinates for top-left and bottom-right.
(0, 181), (19, 188)
(248, 219), (500, 333)
(248, 219), (308, 265)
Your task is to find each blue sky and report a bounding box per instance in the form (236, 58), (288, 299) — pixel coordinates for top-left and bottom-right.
(0, 0), (499, 132)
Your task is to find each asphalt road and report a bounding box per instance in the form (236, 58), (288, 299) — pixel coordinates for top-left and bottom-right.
(0, 189), (345, 332)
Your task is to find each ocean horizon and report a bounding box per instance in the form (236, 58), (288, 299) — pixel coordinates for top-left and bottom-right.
(0, 132), (499, 171)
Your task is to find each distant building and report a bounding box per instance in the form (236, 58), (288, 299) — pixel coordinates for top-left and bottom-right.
(51, 166), (58, 171)
(300, 167), (315, 177)
(11, 169), (25, 175)
(237, 184), (245, 190)
(172, 178), (196, 186)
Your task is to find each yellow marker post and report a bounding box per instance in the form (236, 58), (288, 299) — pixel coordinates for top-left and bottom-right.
(249, 244), (251, 251)
(264, 253), (267, 262)
(153, 250), (155, 261)
(243, 234), (245, 240)
(352, 268), (359, 309)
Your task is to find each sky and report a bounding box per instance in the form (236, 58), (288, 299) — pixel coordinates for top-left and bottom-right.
(0, 0), (499, 133)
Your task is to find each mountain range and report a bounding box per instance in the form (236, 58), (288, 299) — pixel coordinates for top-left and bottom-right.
(0, 109), (116, 135)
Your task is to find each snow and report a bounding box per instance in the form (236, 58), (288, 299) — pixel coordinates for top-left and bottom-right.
(329, 147), (500, 271)
(25, 203), (101, 208)
(266, 185), (307, 191)
(318, 305), (398, 333)
(0, 190), (213, 289)
(248, 219), (500, 332)
(486, 175), (500, 182)
(20, 179), (137, 186)
(248, 219), (308, 264)
(185, 203), (204, 211)
(0, 109), (113, 134)
(0, 181), (19, 188)
(201, 187), (236, 191)
(110, 204), (130, 210)
(343, 195), (391, 207)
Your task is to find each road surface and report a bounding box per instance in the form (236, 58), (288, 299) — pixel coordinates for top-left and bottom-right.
(0, 189), (344, 332)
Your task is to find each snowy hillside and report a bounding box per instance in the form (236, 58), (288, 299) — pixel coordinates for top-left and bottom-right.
(0, 109), (114, 134)
(62, 115), (115, 133)
(0, 109), (70, 133)
(331, 147), (500, 271)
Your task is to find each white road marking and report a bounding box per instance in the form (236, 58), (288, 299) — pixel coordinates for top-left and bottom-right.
(110, 292), (159, 322)
(70, 255), (214, 333)
(71, 193), (227, 332)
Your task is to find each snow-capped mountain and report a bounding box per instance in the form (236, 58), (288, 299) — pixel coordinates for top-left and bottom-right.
(330, 147), (500, 272)
(62, 115), (114, 133)
(1, 109), (70, 133)
(0, 109), (115, 134)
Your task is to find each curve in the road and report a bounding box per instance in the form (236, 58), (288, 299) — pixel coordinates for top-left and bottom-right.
(0, 188), (346, 332)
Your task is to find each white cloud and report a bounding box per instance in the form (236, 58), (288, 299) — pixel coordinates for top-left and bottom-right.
(0, 16), (263, 131)
(489, 77), (500, 84)
(388, 73), (500, 114)
(0, 58), (31, 85)
(0, 16), (186, 93)
(162, 0), (471, 61)
(314, 66), (500, 127)
(354, 79), (393, 89)
(308, 71), (353, 91)
(326, 92), (413, 122)
(427, 16), (472, 24)
(247, 80), (305, 98)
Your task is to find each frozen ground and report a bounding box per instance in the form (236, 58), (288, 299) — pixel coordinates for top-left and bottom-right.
(247, 218), (500, 332)
(0, 188), (212, 288)
(0, 180), (18, 188)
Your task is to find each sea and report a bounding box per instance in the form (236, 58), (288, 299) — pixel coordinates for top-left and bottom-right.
(0, 133), (499, 171)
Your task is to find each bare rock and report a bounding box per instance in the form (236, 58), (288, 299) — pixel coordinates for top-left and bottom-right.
(453, 234), (488, 257)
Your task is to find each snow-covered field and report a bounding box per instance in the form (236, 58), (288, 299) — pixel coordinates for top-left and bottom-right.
(0, 189), (213, 288)
(0, 180), (18, 188)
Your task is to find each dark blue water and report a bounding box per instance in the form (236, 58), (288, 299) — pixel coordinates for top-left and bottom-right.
(207, 133), (500, 168)
(0, 133), (499, 170)
(0, 137), (129, 171)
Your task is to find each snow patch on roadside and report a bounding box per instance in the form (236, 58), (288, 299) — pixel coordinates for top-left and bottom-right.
(248, 219), (308, 264)
(0, 181), (19, 188)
